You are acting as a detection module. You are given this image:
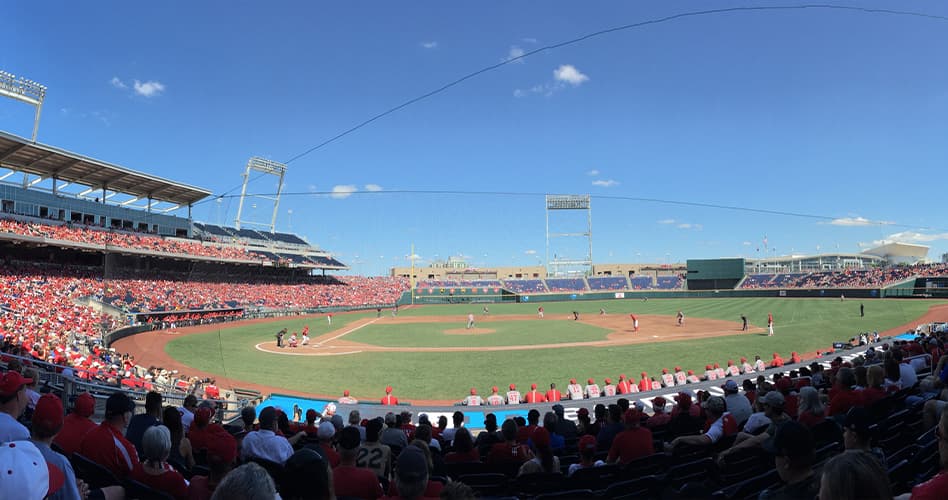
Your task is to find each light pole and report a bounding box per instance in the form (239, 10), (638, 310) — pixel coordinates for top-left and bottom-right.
(0, 70), (47, 142)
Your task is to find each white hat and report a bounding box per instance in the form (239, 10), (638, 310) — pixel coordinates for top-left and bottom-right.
(317, 421), (336, 439)
(0, 441), (65, 499)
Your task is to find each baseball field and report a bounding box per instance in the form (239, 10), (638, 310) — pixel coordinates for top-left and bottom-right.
(113, 297), (947, 404)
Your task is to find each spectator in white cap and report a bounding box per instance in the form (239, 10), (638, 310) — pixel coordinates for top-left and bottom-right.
(723, 379), (753, 426)
(315, 421), (340, 467)
(0, 441), (65, 499)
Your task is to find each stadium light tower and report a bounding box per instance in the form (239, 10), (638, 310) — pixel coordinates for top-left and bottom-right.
(0, 70), (47, 142)
(235, 157), (287, 232)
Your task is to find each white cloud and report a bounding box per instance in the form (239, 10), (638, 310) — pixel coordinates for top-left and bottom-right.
(364, 184), (382, 192)
(677, 223), (703, 230)
(657, 219), (676, 225)
(587, 169), (600, 176)
(514, 64), (589, 98)
(109, 77), (127, 89)
(522, 37), (538, 44)
(132, 80), (165, 97)
(828, 216), (894, 227)
(506, 46), (526, 63)
(591, 179), (619, 187)
(524, 249), (537, 255)
(420, 41), (438, 49)
(742, 241), (752, 246)
(330, 185), (357, 199)
(553, 64), (589, 86)
(868, 231), (948, 246)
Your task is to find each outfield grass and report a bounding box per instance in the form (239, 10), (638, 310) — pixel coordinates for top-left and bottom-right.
(164, 298), (943, 401)
(344, 320), (612, 347)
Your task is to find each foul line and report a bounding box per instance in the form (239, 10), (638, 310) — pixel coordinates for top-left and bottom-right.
(254, 318), (381, 355)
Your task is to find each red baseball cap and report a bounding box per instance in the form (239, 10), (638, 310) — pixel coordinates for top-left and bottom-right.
(385, 386), (392, 394)
(623, 409), (642, 425)
(0, 371), (32, 398)
(343, 390), (350, 397)
(31, 394), (64, 433)
(491, 386), (498, 393)
(740, 357), (747, 362)
(530, 383), (537, 390)
(640, 372), (647, 377)
(714, 363), (720, 368)
(587, 378), (594, 384)
(509, 384), (516, 390)
(204, 426), (238, 464)
(705, 364), (712, 370)
(194, 407), (213, 427)
(579, 434), (596, 452)
(727, 360), (734, 365)
(662, 368), (668, 374)
(619, 374), (626, 380)
(604, 378), (612, 384)
(470, 388), (477, 395)
(569, 378), (576, 384)
(74, 393), (95, 417)
(687, 369), (694, 375)
(531, 427), (551, 448)
(674, 366), (682, 372)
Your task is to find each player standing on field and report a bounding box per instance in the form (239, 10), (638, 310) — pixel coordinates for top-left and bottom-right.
(467, 313), (475, 330)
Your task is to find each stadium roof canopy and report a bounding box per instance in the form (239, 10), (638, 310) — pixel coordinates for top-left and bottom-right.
(862, 242), (929, 259)
(0, 130), (211, 206)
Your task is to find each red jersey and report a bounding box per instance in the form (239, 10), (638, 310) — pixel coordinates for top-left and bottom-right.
(607, 427), (654, 464)
(53, 413), (97, 457)
(544, 389), (562, 402)
(131, 463), (188, 500)
(334, 465), (384, 499)
(80, 421), (141, 479)
(524, 390), (545, 403)
(381, 395), (399, 405)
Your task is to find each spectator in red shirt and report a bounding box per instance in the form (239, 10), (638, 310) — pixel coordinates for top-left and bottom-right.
(333, 426), (383, 500)
(667, 396), (737, 453)
(607, 408), (654, 464)
(646, 397), (671, 429)
(444, 427), (479, 464)
(796, 387), (827, 429)
(860, 365), (887, 409)
(132, 425), (188, 500)
(79, 392), (140, 479)
(775, 377), (799, 419)
(828, 368), (864, 417)
(771, 352), (785, 368)
(186, 425), (237, 500)
(53, 392), (97, 457)
(903, 409), (948, 500)
(487, 419), (533, 465)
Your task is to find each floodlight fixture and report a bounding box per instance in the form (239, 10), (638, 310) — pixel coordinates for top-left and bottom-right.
(235, 156), (287, 232)
(0, 70), (48, 141)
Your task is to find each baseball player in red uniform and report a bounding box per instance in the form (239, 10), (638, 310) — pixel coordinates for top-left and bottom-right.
(630, 314), (639, 332)
(524, 383), (545, 403)
(673, 366), (687, 385)
(637, 372), (650, 392)
(616, 375), (632, 395)
(381, 386), (398, 405)
(545, 383), (562, 402)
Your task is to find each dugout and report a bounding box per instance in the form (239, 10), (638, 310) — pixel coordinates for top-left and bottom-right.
(686, 258), (745, 290)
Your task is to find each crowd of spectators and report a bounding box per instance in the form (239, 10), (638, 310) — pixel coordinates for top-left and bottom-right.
(9, 328), (945, 499)
(742, 264), (948, 290)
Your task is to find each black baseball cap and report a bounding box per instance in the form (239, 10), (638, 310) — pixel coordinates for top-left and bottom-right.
(763, 421), (814, 459)
(105, 392), (135, 417)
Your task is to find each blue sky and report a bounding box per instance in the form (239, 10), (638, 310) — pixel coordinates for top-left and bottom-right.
(2, 1), (948, 275)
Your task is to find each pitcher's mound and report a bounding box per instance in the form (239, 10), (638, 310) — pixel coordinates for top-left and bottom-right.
(444, 328), (495, 335)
